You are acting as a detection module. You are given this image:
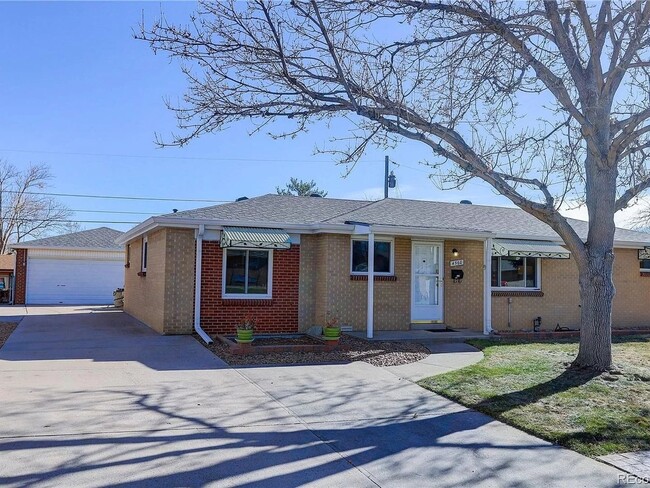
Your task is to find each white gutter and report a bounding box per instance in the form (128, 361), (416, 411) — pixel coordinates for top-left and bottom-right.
(193, 224), (212, 344)
(483, 237), (493, 335)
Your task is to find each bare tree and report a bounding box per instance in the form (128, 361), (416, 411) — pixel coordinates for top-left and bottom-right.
(139, 1), (650, 371)
(276, 177), (328, 196)
(0, 161), (75, 254)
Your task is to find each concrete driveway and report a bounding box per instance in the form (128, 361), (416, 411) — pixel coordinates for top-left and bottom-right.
(0, 307), (623, 487)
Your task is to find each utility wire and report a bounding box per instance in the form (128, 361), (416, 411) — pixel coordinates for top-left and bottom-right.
(69, 209), (161, 215)
(14, 219), (141, 224)
(2, 190), (226, 203)
(0, 148), (375, 164)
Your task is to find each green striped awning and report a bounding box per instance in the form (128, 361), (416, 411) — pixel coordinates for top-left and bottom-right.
(220, 227), (291, 250)
(492, 239), (570, 259)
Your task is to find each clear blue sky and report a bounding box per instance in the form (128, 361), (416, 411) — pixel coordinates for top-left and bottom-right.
(0, 1), (610, 233)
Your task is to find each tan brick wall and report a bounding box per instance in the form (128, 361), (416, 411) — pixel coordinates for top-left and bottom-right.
(491, 256), (580, 331)
(298, 234), (411, 331)
(124, 229), (167, 334)
(298, 234), (318, 328)
(163, 228), (196, 334)
(610, 248), (650, 328)
(490, 247), (650, 332)
(444, 240), (485, 331)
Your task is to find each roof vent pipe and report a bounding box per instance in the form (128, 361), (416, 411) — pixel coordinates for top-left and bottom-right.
(460, 200), (473, 204)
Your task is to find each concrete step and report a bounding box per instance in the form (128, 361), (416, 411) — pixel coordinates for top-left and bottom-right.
(410, 323), (446, 331)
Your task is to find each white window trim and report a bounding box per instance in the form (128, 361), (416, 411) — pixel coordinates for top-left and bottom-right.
(640, 259), (650, 272)
(350, 236), (395, 276)
(141, 237), (148, 272)
(222, 248), (273, 299)
(491, 256), (541, 291)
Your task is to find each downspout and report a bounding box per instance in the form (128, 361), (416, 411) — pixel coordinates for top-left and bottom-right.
(483, 237), (493, 335)
(367, 231), (374, 339)
(194, 224), (212, 344)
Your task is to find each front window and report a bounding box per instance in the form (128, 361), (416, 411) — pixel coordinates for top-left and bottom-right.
(641, 259), (650, 271)
(224, 249), (271, 297)
(351, 239), (393, 275)
(491, 257), (539, 289)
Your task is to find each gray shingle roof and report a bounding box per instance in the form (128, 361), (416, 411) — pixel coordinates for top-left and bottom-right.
(164, 194), (371, 224)
(11, 227), (124, 250)
(159, 194), (650, 244)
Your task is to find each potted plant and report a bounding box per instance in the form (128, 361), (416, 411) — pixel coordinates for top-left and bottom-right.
(323, 311), (341, 340)
(236, 315), (256, 343)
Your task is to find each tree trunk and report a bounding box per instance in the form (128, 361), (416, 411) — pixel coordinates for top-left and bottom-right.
(572, 143), (617, 371)
(573, 253), (615, 371)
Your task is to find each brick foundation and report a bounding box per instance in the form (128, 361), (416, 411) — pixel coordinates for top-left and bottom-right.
(14, 248), (27, 305)
(200, 242), (300, 335)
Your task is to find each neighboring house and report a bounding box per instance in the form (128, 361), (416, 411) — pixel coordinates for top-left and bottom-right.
(116, 194), (650, 338)
(11, 227), (125, 305)
(0, 254), (15, 304)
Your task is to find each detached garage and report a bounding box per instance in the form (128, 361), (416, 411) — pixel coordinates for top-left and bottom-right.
(12, 227), (125, 305)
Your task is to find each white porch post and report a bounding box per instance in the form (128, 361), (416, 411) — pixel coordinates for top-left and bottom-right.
(483, 237), (493, 335)
(367, 231), (375, 339)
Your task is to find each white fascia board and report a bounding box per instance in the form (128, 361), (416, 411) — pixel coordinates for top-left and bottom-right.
(495, 232), (650, 249)
(369, 225), (492, 240)
(115, 217), (158, 245)
(10, 244), (124, 253)
(613, 240), (650, 249)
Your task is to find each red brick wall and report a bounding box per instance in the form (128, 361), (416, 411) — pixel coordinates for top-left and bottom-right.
(14, 248), (27, 305)
(200, 242), (300, 335)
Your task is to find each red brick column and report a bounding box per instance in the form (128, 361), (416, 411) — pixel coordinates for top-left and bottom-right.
(200, 242), (300, 335)
(14, 248), (27, 305)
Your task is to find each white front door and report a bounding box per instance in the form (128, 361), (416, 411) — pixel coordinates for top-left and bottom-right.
(411, 242), (443, 323)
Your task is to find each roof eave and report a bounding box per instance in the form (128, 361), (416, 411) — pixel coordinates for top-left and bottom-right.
(9, 244), (124, 252)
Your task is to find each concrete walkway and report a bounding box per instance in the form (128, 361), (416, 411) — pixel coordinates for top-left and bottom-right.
(386, 342), (484, 381)
(0, 307), (624, 487)
(600, 451), (650, 483)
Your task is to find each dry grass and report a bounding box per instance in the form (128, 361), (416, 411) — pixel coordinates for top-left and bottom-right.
(0, 322), (18, 350)
(199, 334), (430, 367)
(418, 336), (650, 457)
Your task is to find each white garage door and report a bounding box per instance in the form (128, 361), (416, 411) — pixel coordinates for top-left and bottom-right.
(26, 258), (124, 305)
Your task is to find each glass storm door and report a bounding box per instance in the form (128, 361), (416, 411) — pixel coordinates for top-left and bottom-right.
(411, 242), (443, 323)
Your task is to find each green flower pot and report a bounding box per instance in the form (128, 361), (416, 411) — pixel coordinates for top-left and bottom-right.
(323, 327), (341, 338)
(236, 329), (254, 342)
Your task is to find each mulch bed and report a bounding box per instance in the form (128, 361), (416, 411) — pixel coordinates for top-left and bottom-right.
(0, 322), (18, 350)
(200, 333), (430, 367)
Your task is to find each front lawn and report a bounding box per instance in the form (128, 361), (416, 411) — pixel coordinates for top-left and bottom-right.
(418, 336), (650, 457)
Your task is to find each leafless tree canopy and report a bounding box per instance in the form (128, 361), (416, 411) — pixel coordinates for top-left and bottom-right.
(139, 1), (650, 370)
(0, 162), (75, 254)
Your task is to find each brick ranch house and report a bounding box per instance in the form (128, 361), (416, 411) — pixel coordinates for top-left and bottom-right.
(117, 194), (650, 341)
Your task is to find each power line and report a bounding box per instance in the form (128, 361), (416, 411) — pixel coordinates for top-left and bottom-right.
(3, 190), (226, 203)
(15, 219), (141, 224)
(69, 209), (160, 215)
(0, 148), (372, 164)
